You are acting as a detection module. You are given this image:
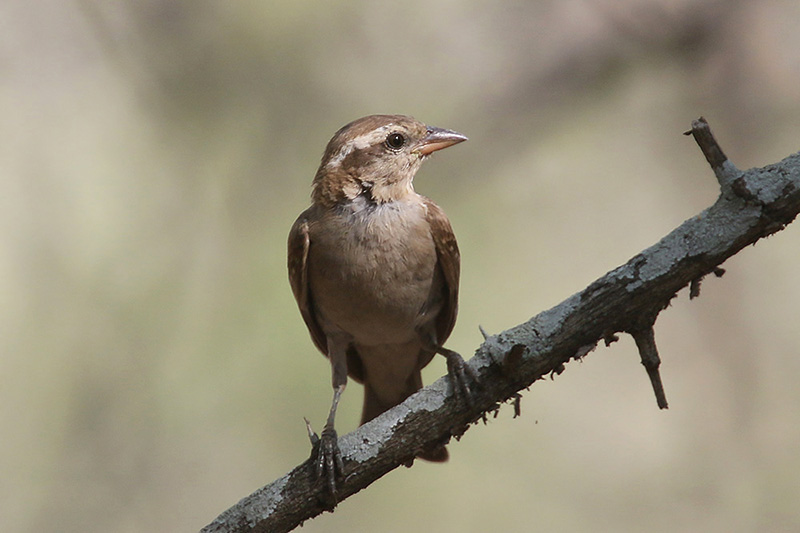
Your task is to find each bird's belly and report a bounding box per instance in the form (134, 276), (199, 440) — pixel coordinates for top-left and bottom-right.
(308, 209), (439, 345)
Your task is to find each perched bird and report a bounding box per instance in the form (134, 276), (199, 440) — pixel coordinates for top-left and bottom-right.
(287, 114), (472, 498)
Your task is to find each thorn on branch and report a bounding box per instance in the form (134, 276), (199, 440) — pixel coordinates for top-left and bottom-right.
(690, 266), (727, 300)
(630, 326), (669, 410)
(549, 364), (565, 380)
(478, 325), (490, 340)
(574, 342), (597, 361)
(603, 332), (619, 346)
(684, 117), (741, 190)
(304, 417), (320, 447)
(689, 276), (703, 299)
(684, 116), (727, 170)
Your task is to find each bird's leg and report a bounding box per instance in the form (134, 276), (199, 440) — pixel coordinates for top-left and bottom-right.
(314, 384), (345, 497)
(307, 338), (348, 503)
(420, 331), (478, 406)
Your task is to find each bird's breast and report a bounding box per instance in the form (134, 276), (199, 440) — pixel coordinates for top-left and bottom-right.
(307, 199), (441, 345)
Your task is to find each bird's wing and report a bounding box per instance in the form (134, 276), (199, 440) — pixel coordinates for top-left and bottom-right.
(423, 197), (460, 344)
(287, 213), (328, 356)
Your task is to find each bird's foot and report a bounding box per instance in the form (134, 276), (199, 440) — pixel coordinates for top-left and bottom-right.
(304, 418), (344, 505)
(441, 348), (479, 407)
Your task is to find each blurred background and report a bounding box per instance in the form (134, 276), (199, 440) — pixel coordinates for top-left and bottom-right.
(2, 1), (800, 531)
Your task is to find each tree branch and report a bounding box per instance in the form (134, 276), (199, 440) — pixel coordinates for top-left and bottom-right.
(202, 119), (800, 533)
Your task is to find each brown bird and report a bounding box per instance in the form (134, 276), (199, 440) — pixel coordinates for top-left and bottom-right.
(287, 114), (472, 498)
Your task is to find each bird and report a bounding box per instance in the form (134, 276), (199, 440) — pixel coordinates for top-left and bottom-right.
(287, 114), (473, 499)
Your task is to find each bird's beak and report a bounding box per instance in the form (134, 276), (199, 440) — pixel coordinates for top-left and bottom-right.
(415, 126), (468, 156)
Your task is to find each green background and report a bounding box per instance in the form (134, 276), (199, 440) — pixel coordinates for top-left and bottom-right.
(3, 1), (800, 531)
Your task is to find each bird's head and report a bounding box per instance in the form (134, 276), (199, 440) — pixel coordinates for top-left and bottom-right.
(312, 115), (467, 206)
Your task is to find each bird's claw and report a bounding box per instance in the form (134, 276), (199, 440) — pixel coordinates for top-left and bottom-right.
(306, 419), (344, 503)
(443, 348), (479, 407)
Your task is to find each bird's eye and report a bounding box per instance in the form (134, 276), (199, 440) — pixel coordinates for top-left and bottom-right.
(385, 132), (406, 150)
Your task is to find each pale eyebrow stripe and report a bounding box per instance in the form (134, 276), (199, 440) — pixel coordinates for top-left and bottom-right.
(325, 126), (392, 169)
